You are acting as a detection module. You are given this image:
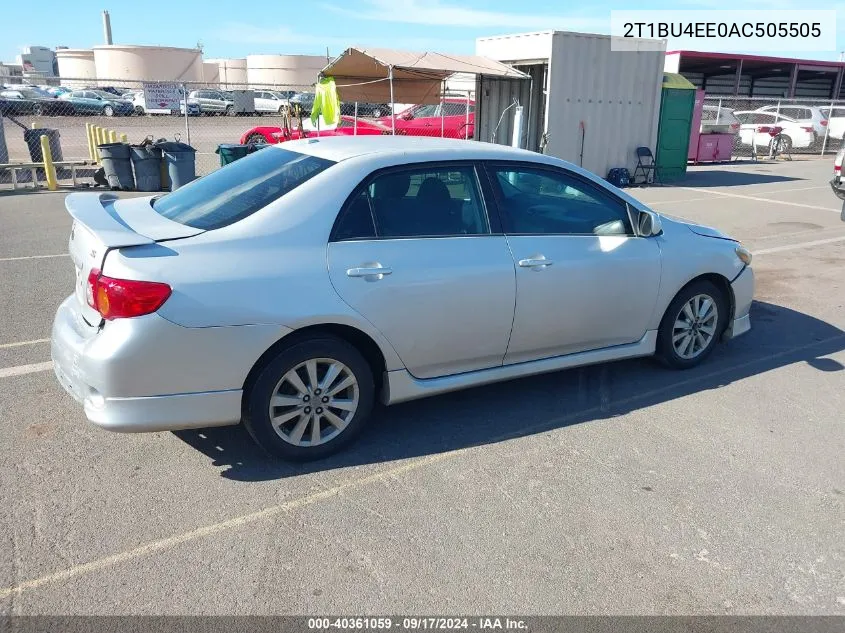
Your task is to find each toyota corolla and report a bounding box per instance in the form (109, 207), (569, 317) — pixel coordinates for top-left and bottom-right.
(51, 137), (754, 460)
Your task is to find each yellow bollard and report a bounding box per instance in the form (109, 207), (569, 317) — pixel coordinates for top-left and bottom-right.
(108, 130), (117, 144)
(120, 133), (128, 143)
(93, 127), (102, 162)
(40, 135), (58, 191)
(85, 123), (96, 162)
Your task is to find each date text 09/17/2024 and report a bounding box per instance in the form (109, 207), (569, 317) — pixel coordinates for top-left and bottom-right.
(307, 617), (529, 630)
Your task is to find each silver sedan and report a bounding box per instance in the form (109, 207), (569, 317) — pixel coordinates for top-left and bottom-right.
(51, 137), (754, 460)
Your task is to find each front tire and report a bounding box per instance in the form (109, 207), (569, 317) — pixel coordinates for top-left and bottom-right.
(655, 280), (728, 369)
(243, 336), (375, 461)
(103, 104), (114, 117)
(225, 105), (234, 116)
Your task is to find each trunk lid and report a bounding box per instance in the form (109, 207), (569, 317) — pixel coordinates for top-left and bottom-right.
(65, 192), (203, 325)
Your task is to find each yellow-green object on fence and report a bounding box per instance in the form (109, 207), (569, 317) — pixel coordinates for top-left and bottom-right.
(311, 76), (339, 127)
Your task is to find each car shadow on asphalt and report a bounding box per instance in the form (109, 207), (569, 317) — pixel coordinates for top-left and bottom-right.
(670, 170), (805, 187)
(173, 300), (845, 481)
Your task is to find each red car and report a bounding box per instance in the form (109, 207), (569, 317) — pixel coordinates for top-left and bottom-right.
(376, 98), (475, 139)
(240, 116), (390, 145)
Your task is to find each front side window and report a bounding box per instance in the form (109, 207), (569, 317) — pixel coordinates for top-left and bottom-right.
(333, 165), (490, 240)
(152, 148), (334, 230)
(411, 104), (439, 118)
(490, 165), (632, 236)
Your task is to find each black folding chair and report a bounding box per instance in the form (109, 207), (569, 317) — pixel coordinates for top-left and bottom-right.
(633, 146), (657, 186)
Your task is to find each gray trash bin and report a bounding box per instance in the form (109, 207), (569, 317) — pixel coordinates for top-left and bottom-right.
(155, 141), (196, 191)
(130, 145), (162, 192)
(97, 142), (135, 190)
(24, 128), (63, 163)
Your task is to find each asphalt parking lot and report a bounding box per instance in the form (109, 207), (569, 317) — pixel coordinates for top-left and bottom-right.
(1, 157), (844, 616)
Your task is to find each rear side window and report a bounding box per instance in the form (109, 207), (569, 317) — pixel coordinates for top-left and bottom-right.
(152, 148), (334, 230)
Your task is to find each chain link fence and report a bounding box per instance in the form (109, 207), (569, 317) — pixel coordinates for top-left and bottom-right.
(1, 77), (476, 182)
(702, 95), (844, 161)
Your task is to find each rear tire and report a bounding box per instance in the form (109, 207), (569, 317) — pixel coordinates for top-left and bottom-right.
(103, 104), (114, 117)
(225, 105), (234, 116)
(655, 280), (728, 369)
(243, 336), (375, 461)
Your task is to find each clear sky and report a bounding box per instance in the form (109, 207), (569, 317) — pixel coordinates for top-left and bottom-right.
(2, 0), (843, 63)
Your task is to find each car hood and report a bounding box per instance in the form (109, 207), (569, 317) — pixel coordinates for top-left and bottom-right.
(660, 214), (738, 242)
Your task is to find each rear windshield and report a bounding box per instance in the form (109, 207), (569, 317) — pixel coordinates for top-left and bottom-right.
(152, 147), (334, 230)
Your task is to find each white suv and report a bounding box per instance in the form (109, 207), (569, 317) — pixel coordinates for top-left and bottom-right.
(755, 105), (829, 138)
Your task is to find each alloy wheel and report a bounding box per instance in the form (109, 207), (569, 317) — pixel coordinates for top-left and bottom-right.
(672, 294), (719, 360)
(268, 358), (359, 447)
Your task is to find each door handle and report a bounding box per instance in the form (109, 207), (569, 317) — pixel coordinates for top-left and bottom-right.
(518, 257), (553, 268)
(346, 266), (393, 278)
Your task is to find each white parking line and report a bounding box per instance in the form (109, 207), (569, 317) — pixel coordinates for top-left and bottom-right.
(0, 338), (50, 349)
(0, 253), (69, 263)
(753, 235), (845, 255)
(0, 331), (842, 600)
(0, 361), (53, 379)
(752, 185), (829, 195)
(679, 187), (841, 213)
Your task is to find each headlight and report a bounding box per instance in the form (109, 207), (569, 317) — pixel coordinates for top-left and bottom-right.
(735, 245), (752, 266)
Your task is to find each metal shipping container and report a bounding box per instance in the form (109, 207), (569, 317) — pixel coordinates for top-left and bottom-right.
(476, 31), (666, 179)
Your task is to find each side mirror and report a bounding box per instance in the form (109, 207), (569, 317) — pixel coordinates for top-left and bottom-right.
(637, 210), (662, 237)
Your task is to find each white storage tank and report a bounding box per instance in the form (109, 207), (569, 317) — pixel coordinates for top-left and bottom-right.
(476, 31), (665, 179)
(246, 54), (325, 90)
(57, 48), (96, 85)
(93, 45), (203, 87)
(203, 62), (220, 85)
(206, 58), (247, 88)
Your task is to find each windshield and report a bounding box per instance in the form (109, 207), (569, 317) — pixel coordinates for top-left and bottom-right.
(152, 148), (335, 230)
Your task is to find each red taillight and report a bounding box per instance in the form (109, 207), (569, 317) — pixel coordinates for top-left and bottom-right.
(801, 126), (814, 133)
(835, 165), (842, 173)
(86, 268), (171, 320)
(821, 120), (828, 126)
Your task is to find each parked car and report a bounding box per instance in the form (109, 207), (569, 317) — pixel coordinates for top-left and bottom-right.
(188, 89), (235, 115)
(754, 104), (828, 138)
(240, 116), (391, 144)
(130, 90), (200, 116)
(0, 88), (69, 116)
(59, 89), (134, 116)
(254, 90), (291, 114)
(339, 102), (390, 118)
(288, 92), (315, 116)
(733, 111), (815, 150)
(820, 106), (845, 142)
(50, 136), (754, 461)
(699, 105), (741, 135)
(376, 98), (475, 139)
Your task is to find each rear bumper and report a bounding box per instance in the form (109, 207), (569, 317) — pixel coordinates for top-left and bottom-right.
(830, 179), (845, 201)
(50, 295), (290, 432)
(725, 266), (754, 340)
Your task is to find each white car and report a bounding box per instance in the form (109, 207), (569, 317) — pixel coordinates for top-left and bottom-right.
(733, 111), (815, 150)
(755, 104), (828, 137)
(254, 90), (292, 114)
(821, 106), (845, 142)
(50, 136), (754, 460)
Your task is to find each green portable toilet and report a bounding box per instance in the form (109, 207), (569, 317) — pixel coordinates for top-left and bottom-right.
(655, 73), (697, 183)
